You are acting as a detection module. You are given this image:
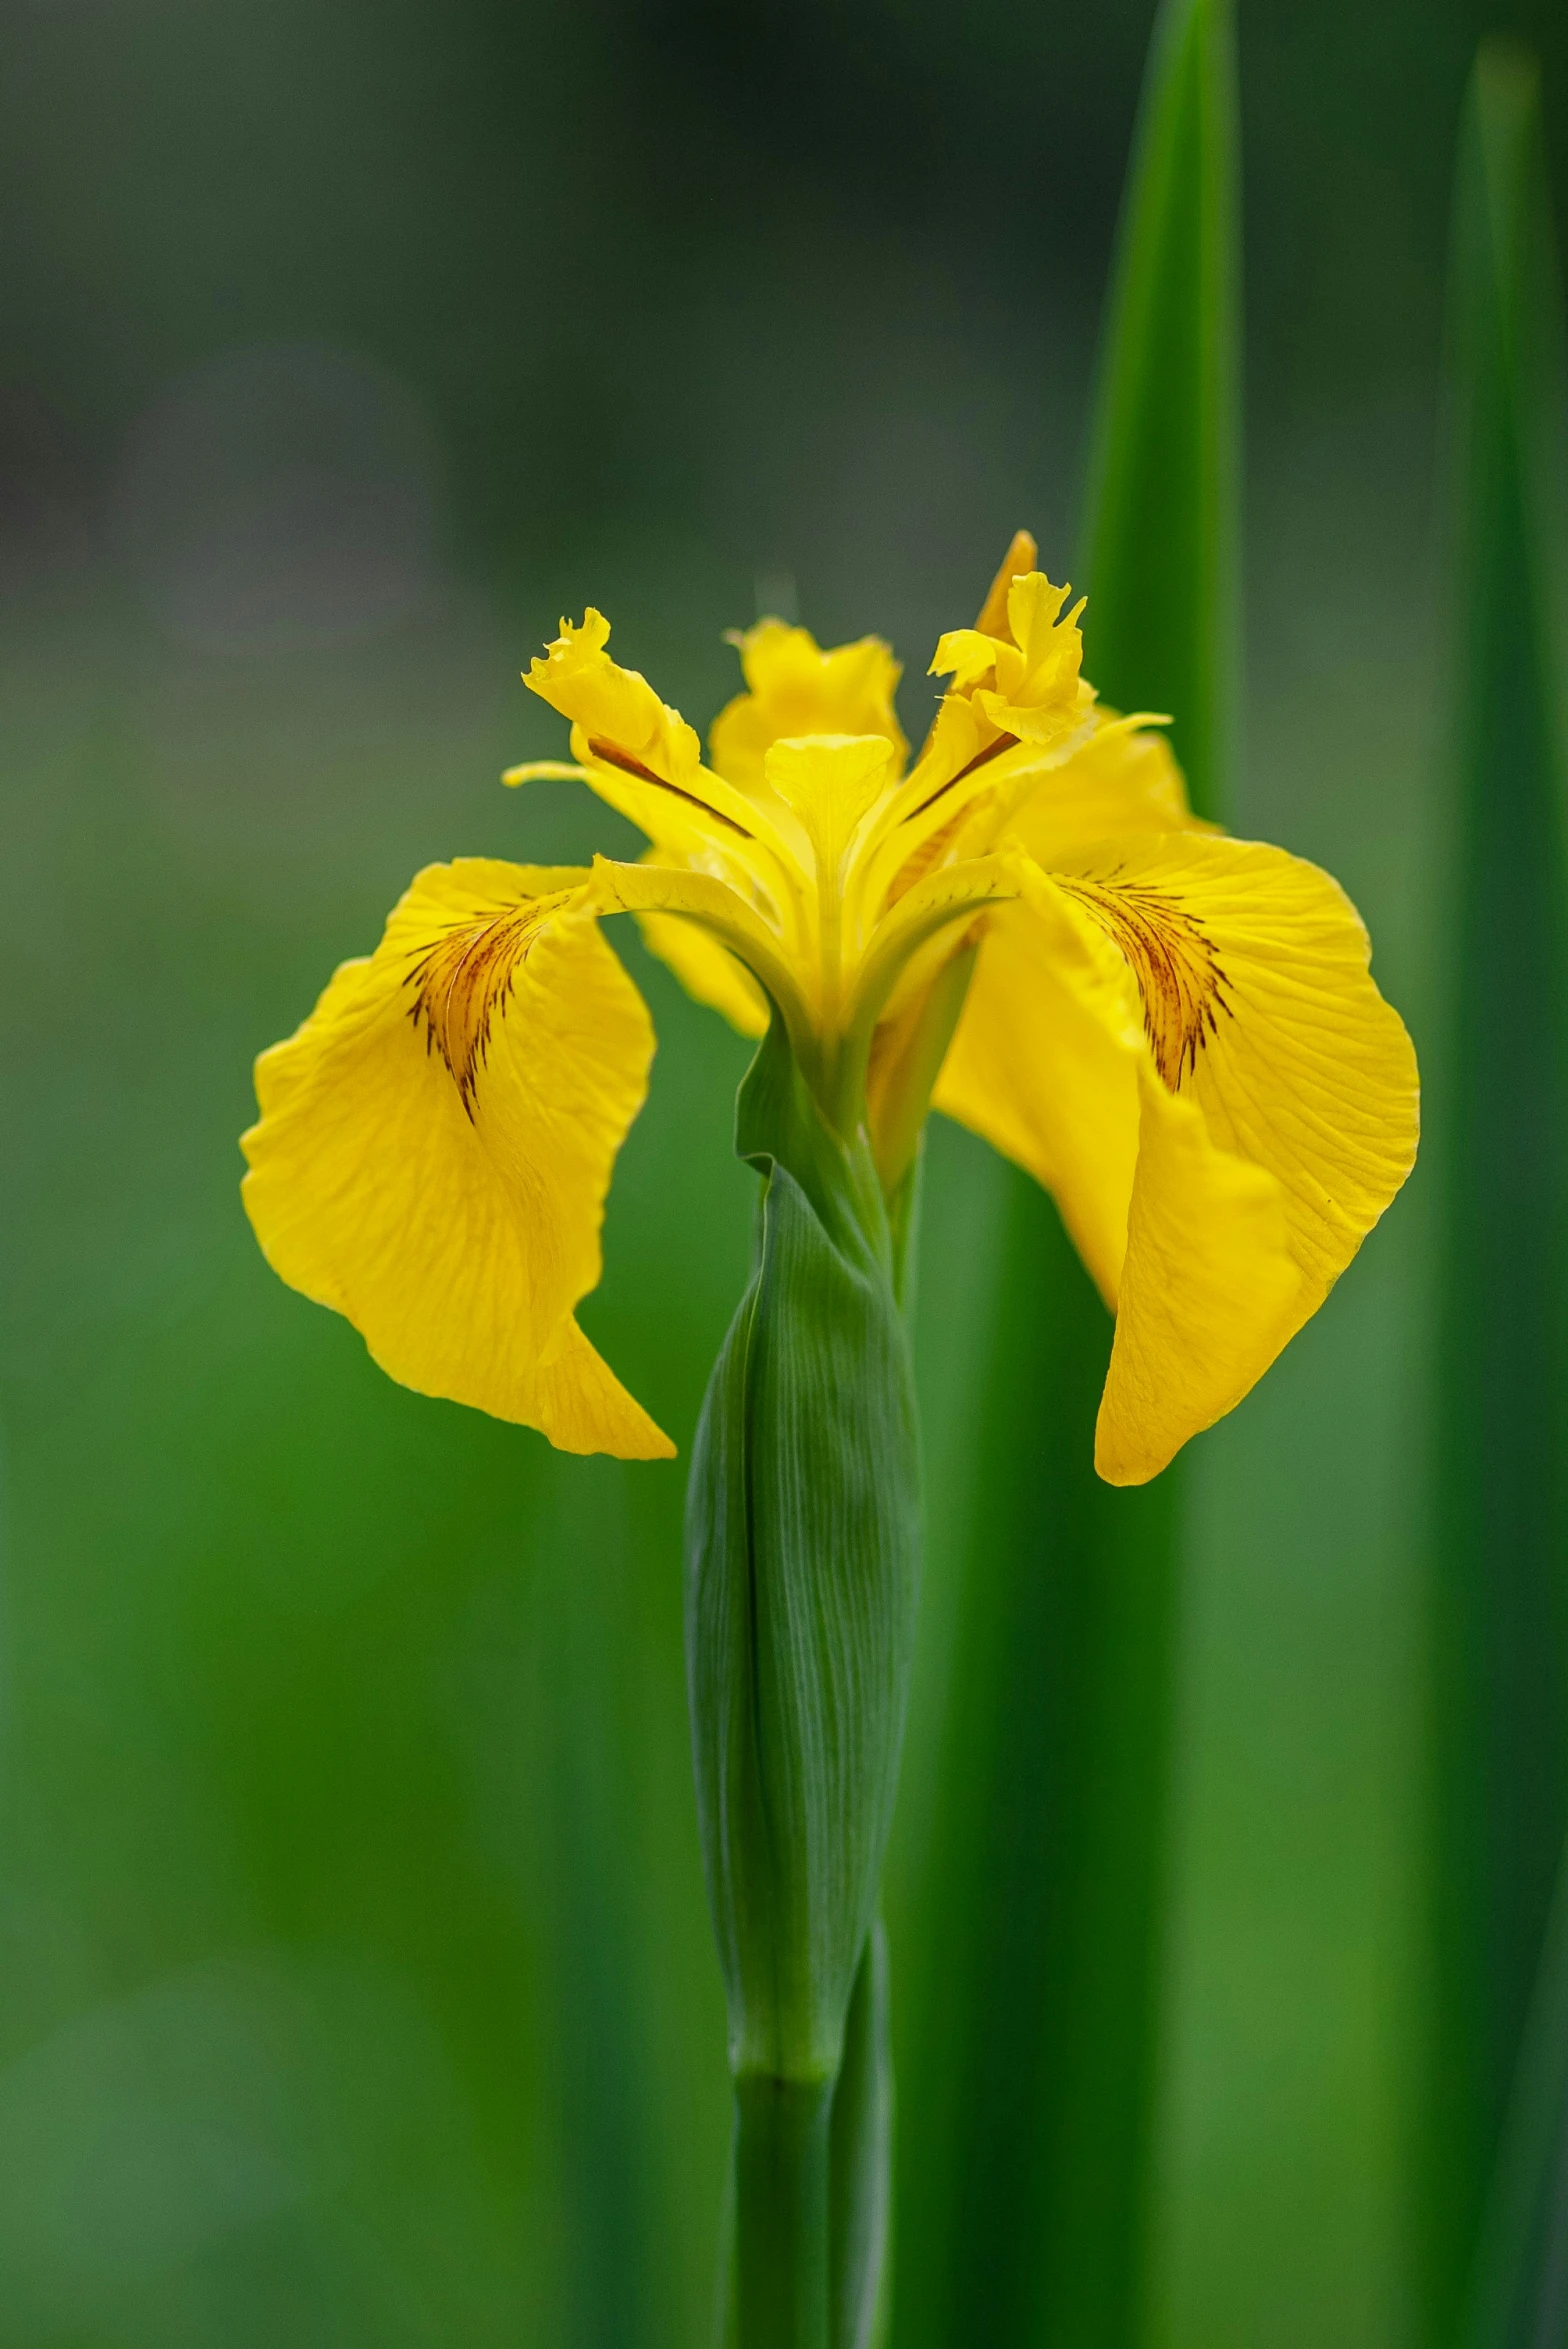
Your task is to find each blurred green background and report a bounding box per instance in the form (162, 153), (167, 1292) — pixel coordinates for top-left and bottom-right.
(1, 2), (1565, 2343)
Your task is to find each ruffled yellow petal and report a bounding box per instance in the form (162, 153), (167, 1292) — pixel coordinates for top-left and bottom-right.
(710, 621), (907, 792)
(520, 609), (781, 864)
(895, 528), (1037, 782)
(1054, 831), (1420, 1313)
(932, 861), (1143, 1306)
(1095, 1065), (1299, 1484)
(525, 608), (703, 785)
(871, 569), (1098, 890)
(929, 571), (1094, 746)
(240, 858), (673, 1460)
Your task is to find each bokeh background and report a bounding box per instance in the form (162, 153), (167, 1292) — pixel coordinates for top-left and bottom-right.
(2, 2), (1566, 2343)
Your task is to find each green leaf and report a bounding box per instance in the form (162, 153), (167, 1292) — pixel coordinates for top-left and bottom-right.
(689, 1017), (921, 2346)
(1079, 0), (1240, 820)
(1425, 42), (1568, 2349)
(1466, 1826), (1568, 2349)
(891, 1), (1240, 2342)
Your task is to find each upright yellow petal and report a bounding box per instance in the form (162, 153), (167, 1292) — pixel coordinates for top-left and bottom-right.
(929, 572), (1094, 747)
(765, 734), (895, 878)
(710, 620), (907, 792)
(241, 858), (673, 1460)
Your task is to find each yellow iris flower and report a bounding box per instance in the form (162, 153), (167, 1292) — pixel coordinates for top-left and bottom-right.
(241, 531), (1418, 1484)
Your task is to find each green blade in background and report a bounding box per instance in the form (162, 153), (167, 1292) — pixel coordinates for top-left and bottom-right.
(1079, 0), (1239, 820)
(1466, 1824), (1568, 2349)
(1427, 43), (1568, 2349)
(890, 2), (1240, 2344)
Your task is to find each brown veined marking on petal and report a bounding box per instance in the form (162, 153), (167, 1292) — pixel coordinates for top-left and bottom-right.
(586, 735), (755, 837)
(1060, 872), (1233, 1091)
(406, 893), (571, 1118)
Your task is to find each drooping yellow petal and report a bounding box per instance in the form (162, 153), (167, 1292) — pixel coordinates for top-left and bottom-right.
(936, 829), (1417, 1481)
(932, 860), (1144, 1306)
(241, 858), (673, 1460)
(710, 621), (907, 792)
(1094, 1064), (1299, 1485)
(1052, 831), (1420, 1313)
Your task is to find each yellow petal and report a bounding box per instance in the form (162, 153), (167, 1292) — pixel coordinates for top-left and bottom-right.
(932, 862), (1143, 1306)
(525, 608), (703, 784)
(887, 572), (1096, 879)
(710, 620), (907, 792)
(936, 831), (1417, 1481)
(930, 572), (1092, 740)
(850, 854), (1018, 1041)
(1095, 1064), (1299, 1485)
(590, 854), (814, 1048)
(520, 609), (777, 862)
(636, 907), (769, 1036)
(240, 858), (673, 1460)
(764, 734), (895, 874)
(1054, 831), (1420, 1312)
(1005, 715), (1197, 867)
(900, 529), (1038, 777)
(973, 529), (1039, 639)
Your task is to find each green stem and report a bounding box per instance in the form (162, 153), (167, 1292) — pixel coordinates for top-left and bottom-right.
(733, 2074), (835, 2349)
(830, 1923), (895, 2349)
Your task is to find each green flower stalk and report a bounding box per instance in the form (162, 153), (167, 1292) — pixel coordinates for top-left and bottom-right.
(240, 536), (1417, 2340)
(690, 1023), (918, 2346)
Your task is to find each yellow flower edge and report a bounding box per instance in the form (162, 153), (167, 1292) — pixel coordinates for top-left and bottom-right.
(241, 531), (1419, 1482)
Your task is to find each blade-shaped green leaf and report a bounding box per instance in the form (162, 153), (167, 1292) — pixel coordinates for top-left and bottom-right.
(892, 1), (1240, 2342)
(1079, 0), (1239, 820)
(1466, 1825), (1568, 2349)
(1427, 42), (1568, 2349)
